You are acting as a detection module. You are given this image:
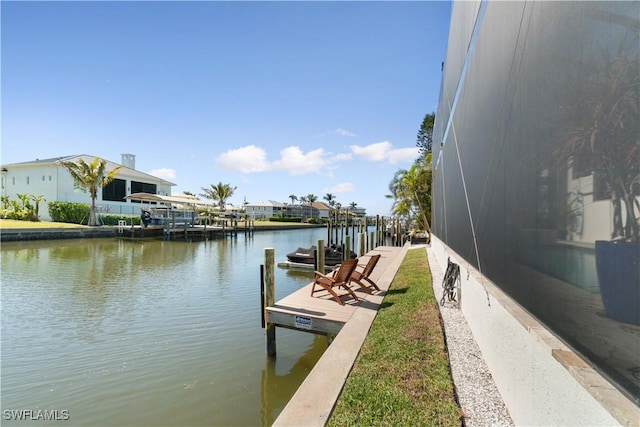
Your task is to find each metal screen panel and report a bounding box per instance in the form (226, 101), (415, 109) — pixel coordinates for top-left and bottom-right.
(434, 0), (640, 403)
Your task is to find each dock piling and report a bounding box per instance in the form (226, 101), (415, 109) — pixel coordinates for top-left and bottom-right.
(264, 248), (276, 357)
(317, 239), (325, 273)
(344, 235), (351, 261)
(358, 232), (365, 257)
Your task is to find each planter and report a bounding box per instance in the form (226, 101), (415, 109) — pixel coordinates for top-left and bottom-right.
(595, 240), (640, 325)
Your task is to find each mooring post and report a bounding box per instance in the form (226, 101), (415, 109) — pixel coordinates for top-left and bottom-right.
(184, 216), (188, 242)
(317, 239), (325, 272)
(370, 231), (375, 251)
(345, 235), (351, 261)
(358, 232), (365, 257)
(326, 223), (331, 247)
(264, 248), (276, 357)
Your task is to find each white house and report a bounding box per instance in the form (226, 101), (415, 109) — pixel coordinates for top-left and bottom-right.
(350, 206), (366, 217)
(302, 202), (333, 219)
(244, 200), (285, 220)
(1, 154), (175, 221)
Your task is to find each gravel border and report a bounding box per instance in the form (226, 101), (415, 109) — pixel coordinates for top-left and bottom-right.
(425, 245), (515, 427)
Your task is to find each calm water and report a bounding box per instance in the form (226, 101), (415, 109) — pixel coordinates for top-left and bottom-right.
(1, 228), (336, 426)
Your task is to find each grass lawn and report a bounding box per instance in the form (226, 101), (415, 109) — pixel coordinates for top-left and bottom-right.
(0, 219), (89, 229)
(328, 248), (462, 427)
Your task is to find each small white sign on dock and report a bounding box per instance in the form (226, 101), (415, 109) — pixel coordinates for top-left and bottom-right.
(295, 315), (312, 330)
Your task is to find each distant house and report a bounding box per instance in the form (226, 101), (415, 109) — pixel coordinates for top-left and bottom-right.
(302, 201), (333, 219)
(350, 206), (366, 217)
(244, 200), (285, 220)
(1, 154), (175, 221)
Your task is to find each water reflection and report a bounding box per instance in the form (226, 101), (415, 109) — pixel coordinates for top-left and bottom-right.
(1, 229), (331, 426)
(260, 334), (327, 426)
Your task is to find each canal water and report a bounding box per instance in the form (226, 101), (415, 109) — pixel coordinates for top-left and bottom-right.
(1, 228), (338, 426)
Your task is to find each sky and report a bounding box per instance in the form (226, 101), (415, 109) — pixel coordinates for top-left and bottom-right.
(1, 1), (452, 216)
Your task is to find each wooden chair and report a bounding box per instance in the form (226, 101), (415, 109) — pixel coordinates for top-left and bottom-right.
(349, 254), (381, 294)
(311, 258), (359, 305)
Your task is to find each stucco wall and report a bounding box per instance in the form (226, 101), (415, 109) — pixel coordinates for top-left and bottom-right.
(429, 236), (637, 426)
(2, 162), (173, 221)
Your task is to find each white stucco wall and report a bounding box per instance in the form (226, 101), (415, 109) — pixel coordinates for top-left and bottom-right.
(2, 158), (174, 221)
(428, 236), (637, 426)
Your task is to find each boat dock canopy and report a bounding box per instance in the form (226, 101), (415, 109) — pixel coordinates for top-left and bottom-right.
(124, 192), (215, 208)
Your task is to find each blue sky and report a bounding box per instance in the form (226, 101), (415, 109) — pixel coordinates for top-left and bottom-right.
(2, 1), (451, 215)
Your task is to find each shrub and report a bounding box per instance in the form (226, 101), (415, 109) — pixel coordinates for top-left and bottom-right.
(0, 208), (36, 221)
(0, 195), (39, 221)
(309, 217), (328, 224)
(268, 216), (302, 223)
(99, 214), (141, 226)
(48, 202), (90, 225)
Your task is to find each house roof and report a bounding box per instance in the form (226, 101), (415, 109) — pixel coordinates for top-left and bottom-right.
(246, 200), (286, 207)
(3, 155), (77, 165)
(303, 201), (333, 211)
(1, 154), (176, 186)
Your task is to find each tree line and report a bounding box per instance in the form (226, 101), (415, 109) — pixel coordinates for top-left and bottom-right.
(386, 112), (434, 238)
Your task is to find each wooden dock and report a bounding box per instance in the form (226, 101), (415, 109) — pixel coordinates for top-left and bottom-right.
(117, 223), (253, 240)
(265, 246), (404, 341)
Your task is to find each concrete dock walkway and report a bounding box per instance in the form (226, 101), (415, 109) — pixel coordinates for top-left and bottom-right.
(272, 244), (408, 426)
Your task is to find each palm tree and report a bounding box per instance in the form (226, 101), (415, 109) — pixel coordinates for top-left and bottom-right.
(60, 157), (122, 226)
(306, 194), (318, 203)
(556, 29), (640, 242)
(16, 193), (30, 210)
(387, 153), (432, 234)
(30, 195), (45, 221)
(334, 202), (343, 224)
(299, 195), (309, 204)
(289, 194), (298, 205)
(323, 193), (336, 207)
(200, 182), (237, 211)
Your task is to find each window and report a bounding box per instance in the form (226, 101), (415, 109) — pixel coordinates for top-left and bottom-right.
(130, 181), (157, 203)
(102, 178), (126, 202)
(73, 179), (87, 193)
(26, 176), (29, 185)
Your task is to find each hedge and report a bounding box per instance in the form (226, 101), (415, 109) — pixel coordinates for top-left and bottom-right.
(47, 202), (90, 225)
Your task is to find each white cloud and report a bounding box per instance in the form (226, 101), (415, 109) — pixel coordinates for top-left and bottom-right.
(334, 128), (356, 137)
(215, 144), (357, 176)
(350, 141), (418, 164)
(149, 168), (176, 180)
(388, 147), (420, 164)
(330, 152), (353, 162)
(351, 141), (393, 161)
(216, 145), (270, 173)
(272, 146), (326, 175)
(326, 182), (355, 193)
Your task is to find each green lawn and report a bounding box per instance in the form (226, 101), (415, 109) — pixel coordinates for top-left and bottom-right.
(0, 219), (89, 229)
(328, 248), (462, 427)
